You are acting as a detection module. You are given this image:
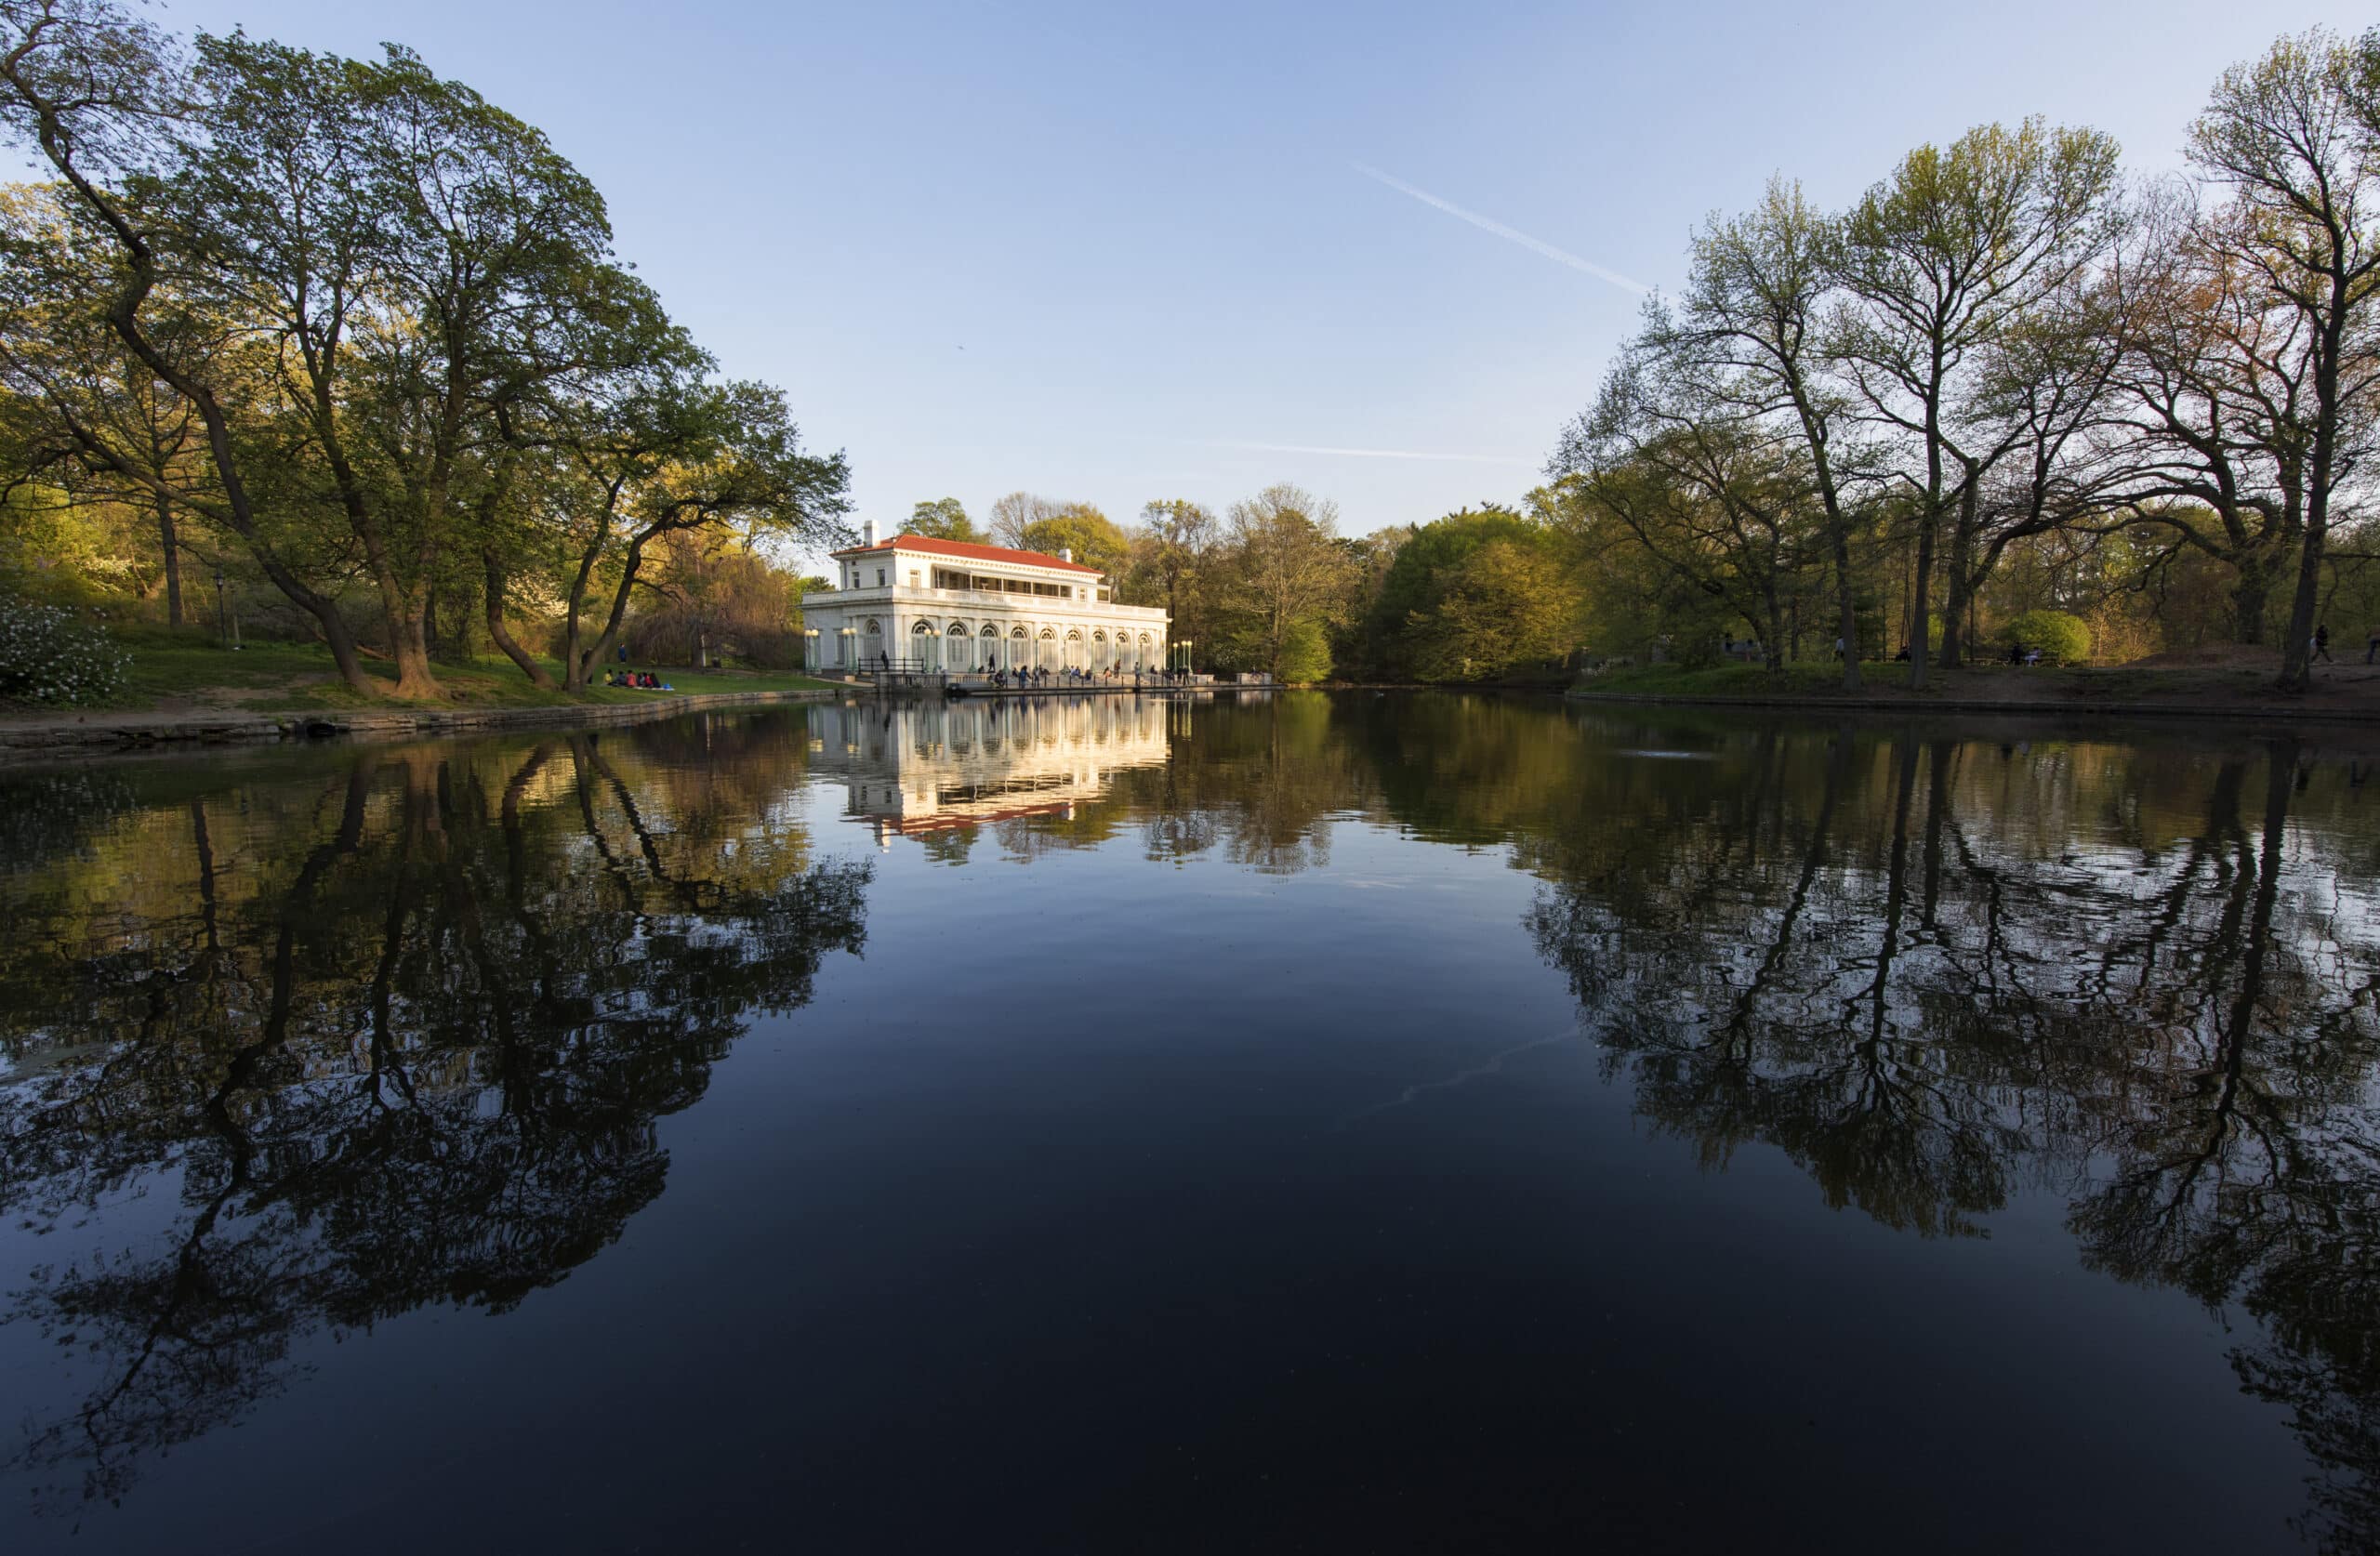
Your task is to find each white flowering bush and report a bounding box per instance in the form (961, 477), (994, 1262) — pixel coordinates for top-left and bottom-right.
(0, 595), (130, 705)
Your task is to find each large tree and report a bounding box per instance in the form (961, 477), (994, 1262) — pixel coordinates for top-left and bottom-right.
(1660, 178), (1873, 686)
(547, 374), (848, 692)
(1125, 496), (1217, 626)
(1221, 482), (1351, 681)
(1831, 118), (2122, 684)
(0, 0), (383, 692)
(1560, 331), (1821, 669)
(152, 34), (628, 697)
(2101, 182), (2315, 646)
(2183, 27), (2380, 692)
(1368, 506), (1580, 680)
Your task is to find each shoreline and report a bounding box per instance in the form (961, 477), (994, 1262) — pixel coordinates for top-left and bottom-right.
(6, 679), (2369, 766)
(0, 686), (845, 763)
(1564, 687), (2379, 725)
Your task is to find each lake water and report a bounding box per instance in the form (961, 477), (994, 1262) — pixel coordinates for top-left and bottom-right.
(1, 692), (2374, 1554)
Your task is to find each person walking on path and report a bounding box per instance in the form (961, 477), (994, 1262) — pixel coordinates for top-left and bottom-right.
(2314, 624), (2334, 664)
(2365, 626), (2379, 665)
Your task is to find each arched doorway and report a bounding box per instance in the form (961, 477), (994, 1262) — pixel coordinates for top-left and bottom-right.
(1038, 626), (1057, 671)
(864, 617), (883, 671)
(912, 619), (939, 671)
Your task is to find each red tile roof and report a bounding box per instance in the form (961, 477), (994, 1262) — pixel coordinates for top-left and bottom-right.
(829, 534), (1103, 575)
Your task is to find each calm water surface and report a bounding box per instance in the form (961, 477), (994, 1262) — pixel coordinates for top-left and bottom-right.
(1, 692), (2374, 1553)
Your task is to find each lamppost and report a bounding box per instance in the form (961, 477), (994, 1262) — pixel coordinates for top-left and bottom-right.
(838, 625), (855, 672)
(920, 623), (939, 679)
(804, 626), (819, 673)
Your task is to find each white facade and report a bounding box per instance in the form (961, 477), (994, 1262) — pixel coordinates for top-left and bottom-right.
(800, 530), (1170, 675)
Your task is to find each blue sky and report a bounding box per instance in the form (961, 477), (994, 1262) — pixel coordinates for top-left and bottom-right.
(86, 2), (2380, 559)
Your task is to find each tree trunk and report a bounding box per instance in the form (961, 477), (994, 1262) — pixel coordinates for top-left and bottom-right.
(2277, 521), (2325, 693)
(570, 532), (653, 692)
(1939, 494), (1978, 671)
(1909, 514), (1937, 691)
(484, 550), (556, 688)
(2230, 553), (2271, 645)
(157, 491), (182, 627)
(387, 608), (441, 700)
(1835, 543), (1861, 691)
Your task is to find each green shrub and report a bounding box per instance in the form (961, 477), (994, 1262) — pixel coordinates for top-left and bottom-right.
(0, 595), (130, 705)
(2003, 610), (2092, 666)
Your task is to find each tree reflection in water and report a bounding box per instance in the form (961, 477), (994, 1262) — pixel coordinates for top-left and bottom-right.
(1525, 721), (2379, 1553)
(0, 722), (868, 1511)
(0, 695), (2375, 1548)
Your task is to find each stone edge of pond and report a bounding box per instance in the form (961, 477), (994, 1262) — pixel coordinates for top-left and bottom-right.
(1565, 689), (2376, 724)
(0, 687), (846, 762)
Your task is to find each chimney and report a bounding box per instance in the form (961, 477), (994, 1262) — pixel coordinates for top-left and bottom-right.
(1059, 547), (1074, 563)
(863, 518), (879, 547)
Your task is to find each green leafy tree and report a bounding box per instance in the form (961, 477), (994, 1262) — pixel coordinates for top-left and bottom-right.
(906, 497), (980, 542)
(1216, 483), (1352, 682)
(1367, 506), (1577, 680)
(0, 2), (384, 692)
(1017, 504), (1129, 577)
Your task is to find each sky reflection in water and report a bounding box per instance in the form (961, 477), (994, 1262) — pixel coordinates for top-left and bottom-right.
(0, 692), (2374, 1554)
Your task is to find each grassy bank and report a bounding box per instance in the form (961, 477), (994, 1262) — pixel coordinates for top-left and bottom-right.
(20, 626), (838, 719)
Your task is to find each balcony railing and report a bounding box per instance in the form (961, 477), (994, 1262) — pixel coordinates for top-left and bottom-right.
(802, 583), (1170, 616)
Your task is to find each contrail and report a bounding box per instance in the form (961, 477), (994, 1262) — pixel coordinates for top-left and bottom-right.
(1353, 162), (1649, 296)
(1204, 439), (1536, 468)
